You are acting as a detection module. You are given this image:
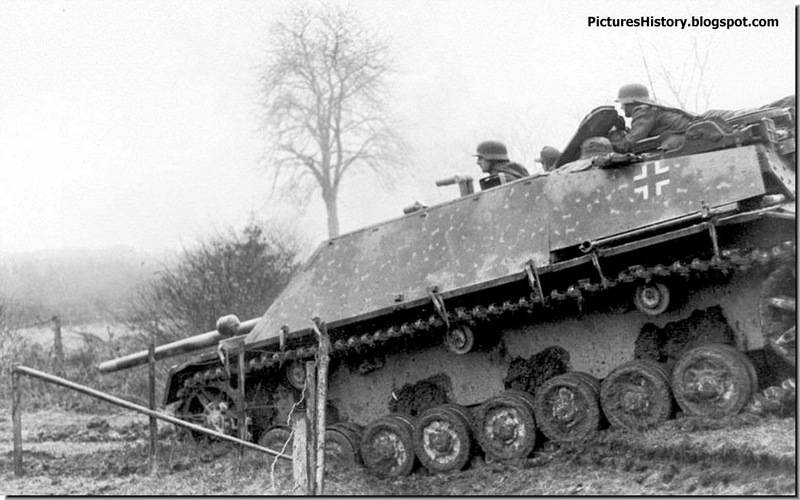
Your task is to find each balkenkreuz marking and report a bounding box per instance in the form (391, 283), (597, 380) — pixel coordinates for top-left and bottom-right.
(633, 162), (670, 200)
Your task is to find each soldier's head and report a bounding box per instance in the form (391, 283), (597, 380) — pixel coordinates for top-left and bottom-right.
(616, 83), (655, 117)
(474, 140), (509, 173)
(535, 146), (561, 172)
(580, 136), (613, 159)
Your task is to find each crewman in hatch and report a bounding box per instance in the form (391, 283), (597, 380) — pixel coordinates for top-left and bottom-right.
(473, 140), (529, 190)
(610, 83), (694, 153)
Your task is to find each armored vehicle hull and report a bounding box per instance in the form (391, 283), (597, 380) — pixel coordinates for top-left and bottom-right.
(102, 102), (796, 476)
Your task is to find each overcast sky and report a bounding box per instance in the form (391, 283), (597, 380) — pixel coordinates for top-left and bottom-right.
(0, 0), (795, 254)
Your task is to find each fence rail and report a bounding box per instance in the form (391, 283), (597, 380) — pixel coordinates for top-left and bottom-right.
(11, 364), (292, 478)
(11, 317), (330, 494)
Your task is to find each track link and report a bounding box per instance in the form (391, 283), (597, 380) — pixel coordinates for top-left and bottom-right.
(181, 240), (795, 391)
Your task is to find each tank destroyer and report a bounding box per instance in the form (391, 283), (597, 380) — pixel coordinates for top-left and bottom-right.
(100, 100), (796, 477)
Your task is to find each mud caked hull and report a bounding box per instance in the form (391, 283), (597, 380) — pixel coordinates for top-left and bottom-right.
(327, 270), (767, 425)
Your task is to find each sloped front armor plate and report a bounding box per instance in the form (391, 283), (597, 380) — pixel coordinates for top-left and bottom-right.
(248, 146), (766, 343)
(248, 176), (551, 341)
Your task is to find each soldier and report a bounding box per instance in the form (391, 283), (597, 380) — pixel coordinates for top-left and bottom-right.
(580, 136), (613, 159)
(534, 146), (561, 172)
(559, 137), (615, 174)
(473, 140), (529, 189)
(610, 83), (694, 153)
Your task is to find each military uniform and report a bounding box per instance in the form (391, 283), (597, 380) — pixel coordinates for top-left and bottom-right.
(613, 104), (694, 153)
(473, 140), (529, 189)
(611, 83), (694, 154)
(535, 146), (561, 172)
(558, 137), (615, 174)
(489, 161), (529, 180)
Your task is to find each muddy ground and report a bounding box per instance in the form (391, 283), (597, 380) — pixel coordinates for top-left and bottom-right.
(1, 407), (795, 495)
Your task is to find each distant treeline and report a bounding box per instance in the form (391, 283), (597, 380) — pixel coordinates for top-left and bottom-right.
(0, 246), (168, 324)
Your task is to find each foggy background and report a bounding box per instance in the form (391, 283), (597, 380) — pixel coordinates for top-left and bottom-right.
(0, 0), (795, 254)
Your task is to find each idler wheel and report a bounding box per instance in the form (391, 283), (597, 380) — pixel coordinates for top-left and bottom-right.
(325, 422), (363, 469)
(258, 425), (293, 455)
(360, 414), (416, 478)
(533, 372), (602, 442)
(475, 390), (537, 461)
(759, 263), (796, 367)
(600, 360), (674, 431)
(633, 281), (670, 316)
(444, 326), (475, 355)
(671, 343), (754, 417)
(413, 404), (473, 473)
(284, 360), (306, 390)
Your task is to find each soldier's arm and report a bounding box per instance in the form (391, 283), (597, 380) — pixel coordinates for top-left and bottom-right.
(612, 105), (657, 153)
(626, 105), (657, 142)
(493, 162), (529, 180)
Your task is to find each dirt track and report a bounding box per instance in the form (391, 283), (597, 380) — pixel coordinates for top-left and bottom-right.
(1, 408), (795, 495)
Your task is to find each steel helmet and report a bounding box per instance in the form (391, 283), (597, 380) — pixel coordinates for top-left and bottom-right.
(535, 146), (561, 163)
(580, 136), (613, 158)
(474, 140), (509, 161)
(616, 83), (655, 105)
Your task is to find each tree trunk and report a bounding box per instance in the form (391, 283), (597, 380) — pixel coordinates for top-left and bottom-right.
(323, 190), (340, 238)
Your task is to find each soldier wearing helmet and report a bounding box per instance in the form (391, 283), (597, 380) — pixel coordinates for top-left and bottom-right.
(580, 136), (613, 159)
(611, 83), (694, 153)
(559, 137), (615, 174)
(534, 146), (561, 172)
(473, 140), (529, 189)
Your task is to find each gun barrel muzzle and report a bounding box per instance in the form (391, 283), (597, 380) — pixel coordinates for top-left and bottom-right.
(98, 317), (260, 373)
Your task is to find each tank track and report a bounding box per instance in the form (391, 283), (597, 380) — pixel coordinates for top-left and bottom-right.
(180, 240), (795, 392)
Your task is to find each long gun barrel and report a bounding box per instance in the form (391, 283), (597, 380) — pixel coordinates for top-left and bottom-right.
(98, 316), (259, 373)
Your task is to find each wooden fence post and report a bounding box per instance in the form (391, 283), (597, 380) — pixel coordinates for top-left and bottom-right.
(12, 367), (23, 476)
(237, 348), (247, 461)
(314, 320), (331, 494)
(304, 360), (317, 495)
(148, 338), (158, 475)
(292, 410), (309, 494)
(51, 315), (64, 377)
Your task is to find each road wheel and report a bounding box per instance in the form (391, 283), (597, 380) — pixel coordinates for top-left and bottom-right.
(671, 343), (754, 417)
(360, 414), (416, 478)
(475, 391), (537, 460)
(502, 388), (538, 411)
(325, 422), (363, 469)
(534, 372), (601, 442)
(258, 425), (293, 455)
(759, 263), (796, 367)
(730, 348), (760, 396)
(413, 404), (472, 473)
(600, 360), (674, 431)
(564, 371), (601, 394)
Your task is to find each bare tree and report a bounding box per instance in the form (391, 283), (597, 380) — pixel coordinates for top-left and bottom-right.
(260, 5), (406, 238)
(638, 35), (713, 113)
